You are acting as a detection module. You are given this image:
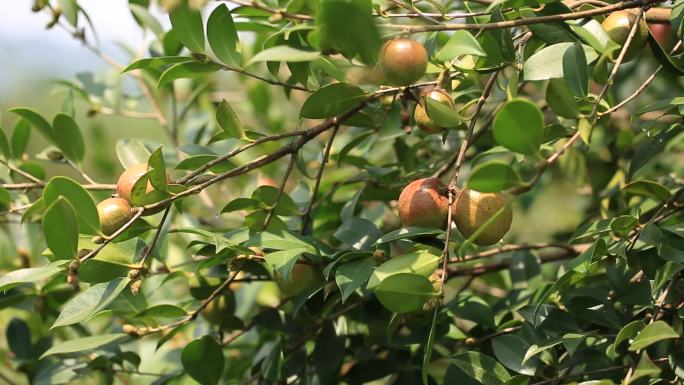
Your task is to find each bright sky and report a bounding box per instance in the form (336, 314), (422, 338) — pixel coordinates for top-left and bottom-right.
(0, 1), (168, 92)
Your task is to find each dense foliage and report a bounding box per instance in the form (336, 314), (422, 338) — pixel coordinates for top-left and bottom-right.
(1, 0), (684, 384)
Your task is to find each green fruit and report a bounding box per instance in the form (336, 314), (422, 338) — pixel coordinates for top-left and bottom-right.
(97, 198), (133, 236)
(602, 10), (649, 63)
(453, 189), (512, 246)
(203, 290), (236, 325)
(379, 39), (428, 86)
(273, 264), (323, 297)
(414, 88), (455, 134)
(397, 178), (449, 229)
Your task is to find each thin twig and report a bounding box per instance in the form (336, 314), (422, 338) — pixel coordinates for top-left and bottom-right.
(79, 209), (145, 263)
(301, 125), (340, 235)
(136, 206), (172, 268)
(263, 153), (297, 229)
(0, 182), (116, 191)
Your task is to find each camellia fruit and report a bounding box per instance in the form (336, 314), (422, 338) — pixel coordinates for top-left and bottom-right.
(273, 263), (323, 297)
(379, 38), (428, 86)
(397, 178), (449, 229)
(116, 163), (171, 213)
(414, 88), (455, 134)
(97, 197), (134, 236)
(649, 23), (677, 51)
(602, 10), (649, 62)
(453, 189), (512, 246)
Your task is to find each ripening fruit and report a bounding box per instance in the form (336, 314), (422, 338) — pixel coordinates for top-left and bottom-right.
(97, 198), (134, 236)
(116, 163), (171, 214)
(379, 39), (428, 86)
(273, 263), (323, 297)
(649, 23), (677, 51)
(397, 178), (449, 229)
(602, 10), (649, 62)
(414, 88), (455, 134)
(453, 189), (512, 246)
(203, 290), (237, 325)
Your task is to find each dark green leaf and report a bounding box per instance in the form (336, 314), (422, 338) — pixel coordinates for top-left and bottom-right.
(168, 0), (205, 53)
(493, 99), (544, 155)
(450, 352), (512, 385)
(52, 277), (130, 328)
(43, 176), (100, 235)
(300, 83), (367, 119)
(335, 257), (375, 302)
(9, 108), (54, 143)
(562, 42), (589, 97)
(629, 320), (679, 351)
(181, 336), (224, 385)
(207, 4), (240, 66)
(43, 198), (78, 260)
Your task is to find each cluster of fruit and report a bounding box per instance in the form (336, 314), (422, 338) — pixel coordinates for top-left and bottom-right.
(96, 163), (169, 236)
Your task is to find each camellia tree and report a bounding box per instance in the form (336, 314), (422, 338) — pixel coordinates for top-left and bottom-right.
(2, 0), (684, 384)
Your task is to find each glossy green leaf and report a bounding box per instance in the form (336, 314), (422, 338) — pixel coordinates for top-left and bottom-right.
(467, 161), (521, 192)
(207, 4), (239, 66)
(248, 46), (320, 65)
(435, 30), (487, 62)
(335, 257), (375, 302)
(11, 119), (31, 159)
(52, 113), (85, 163)
(523, 43), (597, 81)
(425, 97), (464, 128)
(52, 277), (130, 328)
(41, 334), (128, 358)
(493, 99), (544, 155)
(0, 261), (68, 291)
(9, 108), (54, 143)
(158, 61), (221, 87)
(629, 320), (679, 351)
(562, 42), (589, 98)
(300, 83), (367, 119)
(546, 79), (579, 119)
(368, 251), (441, 289)
(375, 273), (438, 313)
(622, 180), (672, 201)
(216, 99), (247, 140)
(43, 198), (78, 260)
(43, 176), (100, 235)
(168, 0), (205, 53)
(181, 336), (224, 385)
(451, 352), (512, 385)
(492, 334), (536, 376)
(122, 56), (193, 73)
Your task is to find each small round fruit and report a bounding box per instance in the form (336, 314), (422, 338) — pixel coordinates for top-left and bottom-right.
(274, 263), (323, 297)
(203, 290), (236, 325)
(649, 23), (677, 51)
(602, 10), (649, 62)
(97, 198), (133, 236)
(116, 163), (171, 203)
(414, 88), (455, 134)
(379, 39), (428, 86)
(397, 178), (449, 229)
(453, 189), (512, 246)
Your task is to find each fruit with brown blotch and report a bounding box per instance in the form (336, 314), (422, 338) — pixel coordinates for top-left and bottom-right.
(397, 178), (449, 229)
(379, 38), (428, 86)
(453, 189), (512, 246)
(97, 198), (134, 236)
(649, 23), (677, 51)
(414, 88), (455, 134)
(273, 263), (323, 297)
(602, 10), (649, 63)
(203, 290), (237, 325)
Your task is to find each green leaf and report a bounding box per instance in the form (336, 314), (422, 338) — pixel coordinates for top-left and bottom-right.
(116, 138), (151, 168)
(492, 334), (536, 376)
(317, 0), (380, 65)
(181, 336), (225, 385)
(11, 119), (31, 159)
(248, 46), (321, 65)
(129, 3), (163, 36)
(252, 185), (301, 215)
(216, 99), (247, 140)
(300, 83), (367, 119)
(629, 320), (679, 351)
(629, 125), (680, 179)
(0, 125), (10, 160)
(122, 56), (193, 73)
(158, 61), (221, 87)
(435, 30), (486, 62)
(375, 273), (438, 313)
(422, 307), (439, 385)
(450, 352), (512, 385)
(176, 154), (233, 173)
(43, 198), (78, 260)
(425, 97), (464, 128)
(43, 176), (100, 235)
(244, 230), (317, 254)
(493, 99), (544, 155)
(168, 0), (205, 53)
(52, 113), (85, 163)
(368, 251), (441, 289)
(52, 277), (130, 328)
(335, 257), (375, 302)
(333, 217), (383, 251)
(9, 107), (54, 143)
(608, 320), (645, 356)
(622, 180), (672, 201)
(523, 43), (598, 81)
(147, 147), (168, 192)
(376, 227), (443, 244)
(58, 0), (78, 26)
(0, 261), (68, 291)
(632, 352), (661, 383)
(467, 161), (521, 192)
(40, 334), (128, 358)
(649, 34), (684, 76)
(137, 304), (188, 318)
(265, 247), (308, 280)
(207, 4), (239, 66)
(562, 42), (589, 98)
(546, 79), (579, 119)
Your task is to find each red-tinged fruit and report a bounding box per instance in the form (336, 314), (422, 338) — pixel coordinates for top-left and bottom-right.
(414, 88), (456, 134)
(379, 39), (428, 86)
(397, 178), (449, 229)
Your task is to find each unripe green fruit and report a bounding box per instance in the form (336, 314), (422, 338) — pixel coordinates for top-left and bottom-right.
(379, 39), (428, 86)
(203, 290), (236, 325)
(414, 88), (455, 134)
(397, 178), (449, 229)
(602, 10), (649, 63)
(453, 189), (512, 246)
(97, 198), (134, 236)
(273, 263), (323, 297)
